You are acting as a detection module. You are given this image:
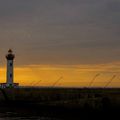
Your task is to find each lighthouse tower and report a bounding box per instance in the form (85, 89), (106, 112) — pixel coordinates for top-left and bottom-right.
(0, 49), (19, 88)
(6, 49), (15, 87)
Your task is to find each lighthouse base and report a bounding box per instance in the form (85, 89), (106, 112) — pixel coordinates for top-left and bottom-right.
(0, 83), (19, 88)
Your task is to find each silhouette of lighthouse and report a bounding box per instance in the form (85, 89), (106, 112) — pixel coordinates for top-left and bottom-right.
(6, 49), (15, 87)
(0, 49), (19, 88)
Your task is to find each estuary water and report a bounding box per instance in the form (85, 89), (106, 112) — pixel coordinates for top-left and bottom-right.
(0, 106), (119, 120)
(0, 105), (62, 120)
(0, 111), (61, 120)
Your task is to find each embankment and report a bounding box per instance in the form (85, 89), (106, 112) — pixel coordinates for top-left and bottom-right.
(0, 88), (120, 109)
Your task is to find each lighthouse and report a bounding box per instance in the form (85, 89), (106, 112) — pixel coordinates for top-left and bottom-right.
(0, 49), (19, 88)
(5, 49), (19, 88)
(6, 49), (15, 87)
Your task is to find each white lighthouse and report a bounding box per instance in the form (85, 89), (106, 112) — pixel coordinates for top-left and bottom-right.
(6, 49), (15, 87)
(0, 49), (19, 88)
(4, 49), (19, 88)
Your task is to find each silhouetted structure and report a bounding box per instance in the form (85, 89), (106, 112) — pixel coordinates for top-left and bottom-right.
(0, 49), (19, 88)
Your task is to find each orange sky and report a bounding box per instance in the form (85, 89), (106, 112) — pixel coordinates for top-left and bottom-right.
(1, 62), (120, 87)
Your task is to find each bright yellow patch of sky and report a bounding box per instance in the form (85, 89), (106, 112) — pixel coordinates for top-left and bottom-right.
(0, 62), (120, 87)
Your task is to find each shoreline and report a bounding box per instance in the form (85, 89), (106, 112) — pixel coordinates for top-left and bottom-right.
(0, 88), (120, 119)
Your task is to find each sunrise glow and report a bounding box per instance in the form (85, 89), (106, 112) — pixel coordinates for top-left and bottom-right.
(1, 62), (120, 87)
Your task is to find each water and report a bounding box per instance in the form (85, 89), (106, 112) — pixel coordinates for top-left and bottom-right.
(0, 106), (119, 120)
(0, 103), (82, 120)
(0, 111), (61, 120)
(0, 106), (62, 120)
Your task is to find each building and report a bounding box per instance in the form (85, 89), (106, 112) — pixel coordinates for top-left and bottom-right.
(0, 49), (19, 88)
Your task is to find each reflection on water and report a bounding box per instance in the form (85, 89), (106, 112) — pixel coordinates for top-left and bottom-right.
(0, 111), (61, 120)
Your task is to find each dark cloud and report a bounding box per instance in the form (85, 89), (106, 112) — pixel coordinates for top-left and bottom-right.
(0, 0), (120, 65)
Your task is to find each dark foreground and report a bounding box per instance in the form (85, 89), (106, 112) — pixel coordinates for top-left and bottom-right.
(0, 101), (120, 120)
(0, 88), (120, 119)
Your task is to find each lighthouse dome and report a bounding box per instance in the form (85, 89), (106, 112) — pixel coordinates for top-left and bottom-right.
(6, 49), (15, 60)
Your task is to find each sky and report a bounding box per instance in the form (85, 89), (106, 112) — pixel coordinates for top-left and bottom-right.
(0, 0), (120, 87)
